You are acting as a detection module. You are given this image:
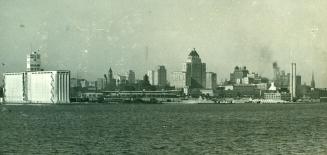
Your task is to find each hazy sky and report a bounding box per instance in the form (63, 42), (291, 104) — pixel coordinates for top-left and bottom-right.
(1, 0), (327, 87)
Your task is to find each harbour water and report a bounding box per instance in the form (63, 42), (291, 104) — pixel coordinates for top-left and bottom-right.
(1, 103), (327, 154)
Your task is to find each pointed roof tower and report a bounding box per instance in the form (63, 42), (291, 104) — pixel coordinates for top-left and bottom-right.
(187, 48), (202, 63)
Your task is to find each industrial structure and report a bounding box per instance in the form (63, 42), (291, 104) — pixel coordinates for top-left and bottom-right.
(3, 51), (70, 104)
(3, 71), (70, 104)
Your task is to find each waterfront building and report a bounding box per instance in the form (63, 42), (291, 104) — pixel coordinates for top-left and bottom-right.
(224, 85), (234, 91)
(255, 83), (267, 90)
(114, 74), (127, 86)
(271, 62), (291, 90)
(147, 66), (167, 87)
(264, 92), (281, 100)
(70, 78), (81, 88)
(108, 68), (114, 85)
(296, 75), (302, 97)
(247, 72), (262, 84)
(171, 49), (206, 89)
(206, 72), (217, 89)
(280, 71), (290, 90)
(3, 71), (70, 104)
(80, 79), (89, 88)
(27, 51), (42, 71)
(172, 71), (187, 89)
(127, 70), (136, 84)
(268, 82), (277, 91)
(155, 65), (167, 87)
(230, 66), (249, 84)
(233, 84), (258, 97)
(272, 62), (281, 87)
(147, 70), (155, 85)
(183, 48), (206, 88)
(89, 81), (97, 87)
(96, 78), (106, 90)
(289, 63), (297, 101)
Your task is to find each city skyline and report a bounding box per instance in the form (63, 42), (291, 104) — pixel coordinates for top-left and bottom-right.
(1, 0), (327, 87)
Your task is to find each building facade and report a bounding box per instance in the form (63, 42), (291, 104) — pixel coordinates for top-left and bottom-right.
(230, 66), (249, 84)
(147, 66), (167, 87)
(172, 71), (187, 89)
(127, 70), (136, 84)
(147, 70), (155, 85)
(155, 65), (167, 87)
(114, 74), (127, 86)
(206, 72), (217, 89)
(96, 78), (106, 90)
(182, 49), (206, 88)
(4, 71), (70, 104)
(27, 51), (42, 71)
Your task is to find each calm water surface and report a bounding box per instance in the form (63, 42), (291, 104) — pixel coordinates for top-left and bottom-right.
(1, 103), (327, 154)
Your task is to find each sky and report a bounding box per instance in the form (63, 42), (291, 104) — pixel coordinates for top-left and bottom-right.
(0, 0), (327, 87)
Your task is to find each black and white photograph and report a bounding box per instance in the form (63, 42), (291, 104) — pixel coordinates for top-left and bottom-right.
(1, 0), (327, 154)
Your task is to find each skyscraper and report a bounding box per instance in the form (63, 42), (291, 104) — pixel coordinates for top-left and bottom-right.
(27, 51), (42, 71)
(206, 72), (217, 89)
(147, 70), (155, 85)
(296, 75), (302, 97)
(172, 71), (187, 88)
(290, 63), (296, 101)
(183, 48), (206, 88)
(155, 65), (167, 87)
(147, 66), (167, 87)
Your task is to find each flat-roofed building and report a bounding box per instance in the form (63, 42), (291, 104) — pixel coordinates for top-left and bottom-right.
(172, 71), (187, 89)
(206, 72), (217, 89)
(27, 51), (42, 71)
(3, 70), (70, 104)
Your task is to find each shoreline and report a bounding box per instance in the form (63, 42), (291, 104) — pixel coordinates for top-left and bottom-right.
(1, 102), (325, 105)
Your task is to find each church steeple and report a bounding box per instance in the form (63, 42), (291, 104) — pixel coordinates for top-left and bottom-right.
(311, 71), (315, 89)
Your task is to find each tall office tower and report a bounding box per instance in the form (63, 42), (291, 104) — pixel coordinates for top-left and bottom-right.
(183, 48), (206, 88)
(27, 51), (42, 71)
(127, 70), (136, 84)
(172, 71), (187, 88)
(296, 75), (302, 97)
(148, 66), (167, 87)
(96, 78), (106, 90)
(290, 63), (296, 101)
(311, 72), (315, 89)
(147, 70), (155, 85)
(206, 72), (217, 89)
(155, 65), (167, 87)
(279, 71), (288, 88)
